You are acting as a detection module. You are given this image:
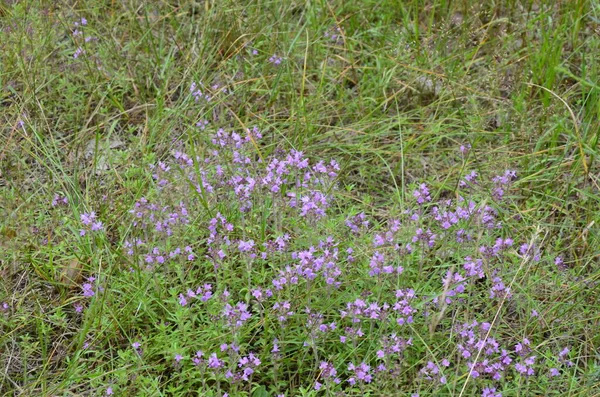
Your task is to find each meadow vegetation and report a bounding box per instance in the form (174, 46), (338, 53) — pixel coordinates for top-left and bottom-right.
(1, 1), (599, 396)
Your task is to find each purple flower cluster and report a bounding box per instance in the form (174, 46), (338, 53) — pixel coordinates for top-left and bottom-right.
(419, 359), (450, 384)
(80, 211), (103, 236)
(52, 194), (68, 207)
(519, 243), (541, 262)
(71, 17), (95, 59)
(345, 212), (370, 234)
(459, 143), (472, 155)
(324, 25), (343, 44)
(251, 287), (273, 302)
(463, 256), (485, 278)
(260, 234), (290, 260)
(268, 55), (283, 65)
(373, 219), (401, 248)
(196, 119), (209, 130)
(193, 347), (261, 385)
(549, 347), (574, 376)
(340, 298), (389, 325)
(272, 301), (294, 324)
(338, 289), (417, 333)
(554, 255), (567, 270)
(190, 81), (211, 102)
(376, 333), (412, 360)
(347, 362), (372, 385)
(228, 353), (261, 382)
(305, 309), (336, 340)
(129, 197), (189, 236)
(482, 387), (502, 397)
(412, 227), (437, 248)
(206, 212), (234, 268)
(271, 238), (343, 289)
(178, 284), (213, 307)
(138, 127), (333, 224)
(315, 361), (341, 390)
(82, 280), (95, 298)
(413, 183), (432, 204)
(393, 289), (417, 325)
(491, 170), (517, 201)
(456, 321), (512, 380)
(514, 355), (536, 376)
(459, 171), (478, 189)
(436, 270), (467, 305)
(223, 302), (252, 329)
(192, 351), (223, 370)
(489, 275), (512, 300)
(368, 251), (403, 277)
(80, 276), (103, 302)
(480, 237), (513, 259)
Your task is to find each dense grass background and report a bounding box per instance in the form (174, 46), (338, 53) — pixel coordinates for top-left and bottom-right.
(1, 0), (599, 396)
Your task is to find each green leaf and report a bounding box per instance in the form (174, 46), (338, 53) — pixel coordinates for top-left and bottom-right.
(252, 385), (271, 397)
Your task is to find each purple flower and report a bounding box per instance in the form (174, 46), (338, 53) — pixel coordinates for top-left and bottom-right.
(269, 55), (283, 65)
(192, 351), (204, 366)
(368, 251), (403, 277)
(273, 301), (294, 324)
(412, 228), (436, 248)
(345, 212), (370, 234)
(347, 362), (372, 384)
(251, 288), (273, 302)
(514, 355), (536, 376)
(238, 239), (255, 252)
(519, 243), (540, 261)
(419, 360), (449, 384)
(208, 353), (223, 369)
(190, 81), (211, 102)
(223, 302), (252, 328)
(80, 211), (103, 235)
(555, 255), (567, 270)
(52, 194), (68, 207)
(80, 211), (93, 223)
(492, 170), (517, 200)
(413, 183), (431, 204)
(82, 282), (95, 297)
(179, 284), (213, 306)
(490, 276), (512, 300)
(319, 361), (338, 380)
(196, 119), (209, 130)
(482, 387), (501, 397)
(73, 47), (84, 59)
(531, 309), (538, 317)
(174, 354), (183, 363)
(377, 333), (412, 360)
(324, 26), (343, 43)
(272, 339), (280, 355)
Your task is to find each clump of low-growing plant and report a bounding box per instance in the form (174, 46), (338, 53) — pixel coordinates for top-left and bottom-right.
(56, 107), (585, 396)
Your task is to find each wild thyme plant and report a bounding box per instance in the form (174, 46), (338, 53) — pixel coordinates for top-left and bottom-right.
(66, 120), (578, 396)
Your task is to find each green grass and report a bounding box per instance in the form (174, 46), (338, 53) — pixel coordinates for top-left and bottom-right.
(1, 1), (599, 396)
